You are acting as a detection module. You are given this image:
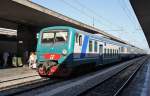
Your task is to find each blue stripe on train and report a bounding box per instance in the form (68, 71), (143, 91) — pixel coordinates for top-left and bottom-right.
(80, 35), (89, 58)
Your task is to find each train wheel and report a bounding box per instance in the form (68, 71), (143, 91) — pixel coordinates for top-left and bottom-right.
(38, 66), (47, 77)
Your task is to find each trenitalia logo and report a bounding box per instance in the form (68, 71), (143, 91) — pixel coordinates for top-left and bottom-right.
(43, 53), (61, 60)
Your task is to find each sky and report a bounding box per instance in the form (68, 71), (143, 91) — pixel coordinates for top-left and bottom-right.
(32, 0), (149, 52)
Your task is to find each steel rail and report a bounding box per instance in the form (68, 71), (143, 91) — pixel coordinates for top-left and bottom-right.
(113, 57), (149, 96)
(78, 56), (147, 96)
(0, 78), (62, 96)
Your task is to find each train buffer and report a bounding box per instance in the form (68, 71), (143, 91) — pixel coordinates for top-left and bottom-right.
(0, 66), (40, 90)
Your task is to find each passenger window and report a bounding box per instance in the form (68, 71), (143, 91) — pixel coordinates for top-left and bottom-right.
(99, 45), (103, 54)
(104, 48), (106, 56)
(89, 40), (93, 52)
(116, 50), (118, 55)
(119, 47), (121, 53)
(94, 41), (98, 52)
(114, 49), (115, 56)
(113, 49), (115, 56)
(110, 49), (112, 56)
(121, 47), (124, 52)
(79, 35), (82, 46)
(76, 33), (79, 43)
(108, 49), (109, 56)
(114, 50), (115, 55)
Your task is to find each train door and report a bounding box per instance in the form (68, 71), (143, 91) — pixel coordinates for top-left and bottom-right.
(74, 33), (83, 58)
(99, 44), (103, 64)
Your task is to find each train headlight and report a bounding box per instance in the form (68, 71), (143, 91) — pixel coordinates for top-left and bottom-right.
(62, 49), (67, 55)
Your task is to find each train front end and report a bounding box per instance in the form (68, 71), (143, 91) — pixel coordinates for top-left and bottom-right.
(36, 26), (74, 77)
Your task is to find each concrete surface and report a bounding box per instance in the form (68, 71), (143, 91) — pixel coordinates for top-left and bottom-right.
(120, 57), (150, 96)
(0, 66), (40, 89)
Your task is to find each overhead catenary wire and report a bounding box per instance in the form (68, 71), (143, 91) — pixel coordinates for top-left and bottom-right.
(59, 0), (147, 50)
(116, 0), (139, 40)
(57, 0), (101, 26)
(74, 0), (139, 42)
(59, 0), (116, 28)
(75, 0), (124, 30)
(122, 0), (137, 21)
(118, 0), (145, 36)
(56, 0), (138, 43)
(118, 0), (137, 28)
(57, 0), (134, 43)
(122, 0), (141, 27)
(57, 0), (123, 31)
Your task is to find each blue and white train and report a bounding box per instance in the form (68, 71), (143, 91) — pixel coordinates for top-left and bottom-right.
(36, 26), (146, 77)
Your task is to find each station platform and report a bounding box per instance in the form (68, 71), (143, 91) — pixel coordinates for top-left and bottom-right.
(120, 57), (150, 96)
(0, 66), (41, 90)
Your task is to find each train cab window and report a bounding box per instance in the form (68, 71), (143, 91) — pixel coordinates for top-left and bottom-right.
(89, 40), (93, 52)
(94, 41), (98, 52)
(79, 35), (82, 46)
(42, 30), (68, 43)
(42, 32), (54, 43)
(55, 32), (68, 42)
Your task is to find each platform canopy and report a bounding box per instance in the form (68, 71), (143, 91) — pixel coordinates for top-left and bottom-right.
(0, 0), (132, 45)
(130, 0), (150, 47)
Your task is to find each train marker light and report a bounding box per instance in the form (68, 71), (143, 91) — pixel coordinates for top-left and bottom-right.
(62, 49), (67, 55)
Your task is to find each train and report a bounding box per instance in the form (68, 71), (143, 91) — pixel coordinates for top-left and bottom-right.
(36, 26), (146, 77)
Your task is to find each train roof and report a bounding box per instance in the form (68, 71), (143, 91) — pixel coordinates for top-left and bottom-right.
(40, 26), (144, 51)
(74, 28), (129, 47)
(74, 27), (144, 50)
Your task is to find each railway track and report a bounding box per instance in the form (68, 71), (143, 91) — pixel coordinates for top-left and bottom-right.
(0, 75), (41, 90)
(0, 56), (148, 96)
(113, 59), (147, 96)
(0, 76), (62, 96)
(79, 56), (149, 96)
